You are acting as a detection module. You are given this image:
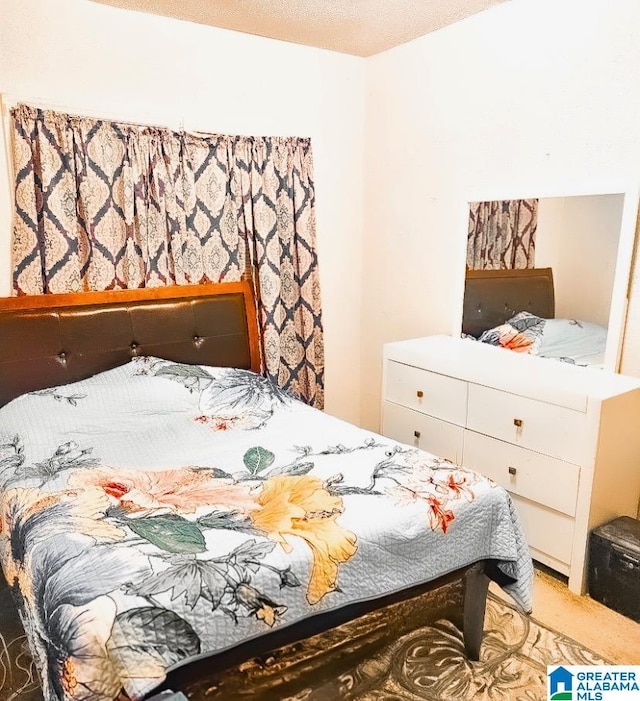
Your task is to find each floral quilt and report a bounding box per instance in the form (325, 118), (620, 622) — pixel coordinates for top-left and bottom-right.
(473, 311), (607, 367)
(0, 358), (533, 701)
(476, 311), (546, 354)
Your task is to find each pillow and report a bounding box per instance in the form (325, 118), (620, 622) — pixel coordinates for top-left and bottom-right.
(538, 318), (607, 366)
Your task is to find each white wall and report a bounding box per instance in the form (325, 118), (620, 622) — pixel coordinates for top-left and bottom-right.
(0, 0), (365, 425)
(363, 0), (640, 430)
(536, 194), (623, 327)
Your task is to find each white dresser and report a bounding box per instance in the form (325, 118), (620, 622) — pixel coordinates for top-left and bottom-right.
(382, 335), (640, 593)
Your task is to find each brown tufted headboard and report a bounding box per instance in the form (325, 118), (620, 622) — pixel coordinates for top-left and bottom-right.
(462, 268), (555, 338)
(0, 281), (261, 408)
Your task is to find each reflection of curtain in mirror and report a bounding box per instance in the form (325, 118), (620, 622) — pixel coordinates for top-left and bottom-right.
(467, 199), (538, 270)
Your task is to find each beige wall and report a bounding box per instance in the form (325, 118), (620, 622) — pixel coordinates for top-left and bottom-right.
(363, 0), (640, 430)
(0, 0), (365, 425)
(536, 194), (624, 328)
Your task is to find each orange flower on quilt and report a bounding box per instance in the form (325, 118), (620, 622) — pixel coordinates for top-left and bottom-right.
(500, 331), (533, 353)
(68, 467), (257, 517)
(426, 496), (455, 534)
(446, 473), (475, 502)
(250, 475), (357, 605)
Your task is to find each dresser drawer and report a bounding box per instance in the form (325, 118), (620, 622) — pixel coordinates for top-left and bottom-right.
(463, 430), (580, 516)
(382, 401), (464, 464)
(510, 494), (575, 567)
(466, 383), (586, 464)
(385, 361), (467, 426)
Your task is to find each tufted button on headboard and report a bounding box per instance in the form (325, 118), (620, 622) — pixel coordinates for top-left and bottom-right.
(0, 282), (261, 408)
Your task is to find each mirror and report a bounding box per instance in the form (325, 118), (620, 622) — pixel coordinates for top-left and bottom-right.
(452, 188), (640, 373)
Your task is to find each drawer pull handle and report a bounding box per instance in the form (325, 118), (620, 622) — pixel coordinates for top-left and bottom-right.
(416, 390), (424, 398)
(513, 418), (523, 428)
(414, 430), (421, 439)
(508, 466), (517, 476)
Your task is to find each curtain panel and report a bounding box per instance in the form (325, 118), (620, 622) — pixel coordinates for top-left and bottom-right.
(467, 199), (538, 270)
(10, 105), (324, 408)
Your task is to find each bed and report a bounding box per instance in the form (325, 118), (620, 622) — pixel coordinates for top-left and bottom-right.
(463, 268), (608, 367)
(0, 281), (533, 701)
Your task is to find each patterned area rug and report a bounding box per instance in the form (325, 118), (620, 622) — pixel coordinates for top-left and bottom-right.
(297, 595), (607, 701)
(0, 576), (605, 701)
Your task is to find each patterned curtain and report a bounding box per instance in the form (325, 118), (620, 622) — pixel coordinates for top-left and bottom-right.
(11, 106), (245, 291)
(467, 199), (538, 270)
(10, 104), (324, 408)
(231, 138), (324, 409)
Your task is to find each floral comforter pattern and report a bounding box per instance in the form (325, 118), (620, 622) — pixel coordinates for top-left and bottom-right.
(473, 311), (606, 367)
(476, 311), (546, 354)
(0, 358), (533, 701)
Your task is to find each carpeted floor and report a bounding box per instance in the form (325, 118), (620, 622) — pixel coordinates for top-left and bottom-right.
(0, 576), (606, 701)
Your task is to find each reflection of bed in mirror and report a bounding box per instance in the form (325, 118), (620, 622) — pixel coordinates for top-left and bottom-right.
(462, 268), (608, 368)
(457, 188), (640, 375)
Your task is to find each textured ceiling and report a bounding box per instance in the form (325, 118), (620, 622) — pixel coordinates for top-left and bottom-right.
(92, 0), (507, 57)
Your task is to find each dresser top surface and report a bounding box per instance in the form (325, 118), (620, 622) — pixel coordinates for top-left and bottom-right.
(384, 335), (640, 404)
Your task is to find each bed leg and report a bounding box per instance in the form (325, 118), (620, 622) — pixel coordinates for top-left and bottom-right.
(463, 562), (490, 661)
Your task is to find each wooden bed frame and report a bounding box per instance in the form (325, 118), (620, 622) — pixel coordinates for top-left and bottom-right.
(0, 281), (493, 700)
(462, 267), (555, 338)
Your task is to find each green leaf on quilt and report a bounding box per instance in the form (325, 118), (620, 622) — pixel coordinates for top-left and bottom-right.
(243, 446), (275, 475)
(127, 514), (206, 553)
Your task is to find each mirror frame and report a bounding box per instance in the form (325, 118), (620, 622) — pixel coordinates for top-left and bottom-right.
(451, 183), (640, 373)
